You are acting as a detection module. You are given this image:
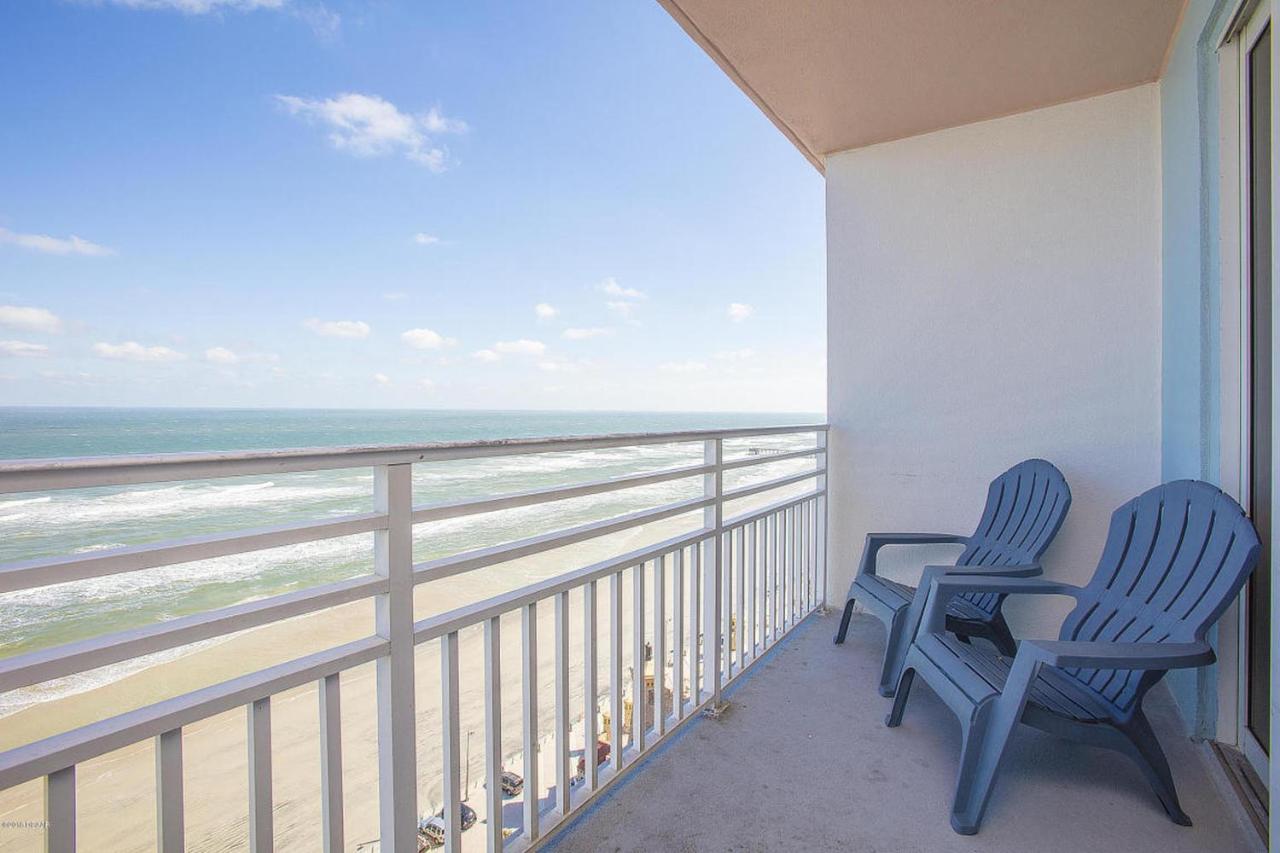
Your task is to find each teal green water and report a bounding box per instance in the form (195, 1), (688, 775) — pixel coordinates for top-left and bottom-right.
(0, 407), (820, 713)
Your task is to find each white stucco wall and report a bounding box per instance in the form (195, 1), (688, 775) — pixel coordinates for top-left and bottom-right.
(825, 84), (1163, 636)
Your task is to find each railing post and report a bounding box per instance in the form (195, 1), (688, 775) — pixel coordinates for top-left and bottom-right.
(609, 573), (624, 770)
(631, 565), (646, 752)
(318, 675), (344, 853)
(247, 698), (273, 853)
(653, 556), (665, 735)
(374, 463), (417, 853)
(45, 766), (75, 853)
(554, 591), (571, 815)
(816, 430), (828, 611)
(483, 616), (503, 853)
(701, 438), (725, 715)
(441, 632), (462, 852)
(156, 728), (184, 853)
(672, 549), (684, 719)
(521, 603), (540, 842)
(583, 579), (599, 789)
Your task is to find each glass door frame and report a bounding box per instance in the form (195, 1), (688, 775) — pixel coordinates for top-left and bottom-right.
(1226, 0), (1276, 784)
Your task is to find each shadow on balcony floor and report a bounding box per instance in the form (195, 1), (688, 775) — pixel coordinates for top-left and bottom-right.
(547, 611), (1260, 853)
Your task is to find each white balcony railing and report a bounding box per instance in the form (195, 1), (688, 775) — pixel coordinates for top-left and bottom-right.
(0, 424), (828, 853)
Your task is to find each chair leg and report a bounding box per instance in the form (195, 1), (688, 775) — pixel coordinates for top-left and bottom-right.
(948, 650), (1045, 835)
(878, 607), (910, 696)
(987, 613), (1018, 658)
(885, 665), (915, 727)
(834, 594), (858, 644)
(1117, 712), (1192, 826)
(949, 697), (1021, 835)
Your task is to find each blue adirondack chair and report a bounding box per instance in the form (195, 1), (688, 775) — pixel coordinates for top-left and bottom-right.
(834, 459), (1071, 695)
(887, 480), (1261, 835)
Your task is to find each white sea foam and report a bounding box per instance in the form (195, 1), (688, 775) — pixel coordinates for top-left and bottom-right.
(0, 479), (367, 529)
(0, 496), (52, 510)
(0, 535), (369, 612)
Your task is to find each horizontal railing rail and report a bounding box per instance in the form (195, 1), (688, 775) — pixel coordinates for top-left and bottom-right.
(410, 461), (714, 524)
(0, 575), (389, 694)
(0, 424), (828, 853)
(0, 425), (824, 493)
(0, 510), (390, 594)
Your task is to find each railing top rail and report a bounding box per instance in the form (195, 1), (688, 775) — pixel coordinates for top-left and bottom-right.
(0, 423), (829, 494)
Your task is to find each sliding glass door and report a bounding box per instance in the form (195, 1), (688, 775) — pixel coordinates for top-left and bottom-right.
(1244, 7), (1273, 768)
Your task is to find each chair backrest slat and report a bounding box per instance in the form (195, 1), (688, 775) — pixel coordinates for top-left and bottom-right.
(1059, 480), (1260, 713)
(956, 459), (1071, 616)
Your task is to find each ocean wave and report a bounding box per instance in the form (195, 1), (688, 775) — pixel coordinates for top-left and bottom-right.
(0, 535), (370, 614)
(0, 479), (368, 529)
(422, 445), (697, 479)
(0, 495), (52, 510)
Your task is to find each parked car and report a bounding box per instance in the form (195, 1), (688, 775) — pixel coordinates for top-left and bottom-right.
(575, 740), (612, 780)
(481, 769), (524, 798)
(417, 803), (478, 849)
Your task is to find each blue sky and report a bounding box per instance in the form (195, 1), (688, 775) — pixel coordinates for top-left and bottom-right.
(0, 0), (825, 412)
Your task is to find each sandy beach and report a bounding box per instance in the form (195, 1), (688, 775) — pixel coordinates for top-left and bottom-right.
(0, 485), (809, 853)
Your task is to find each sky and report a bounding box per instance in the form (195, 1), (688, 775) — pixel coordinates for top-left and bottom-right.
(0, 0), (825, 413)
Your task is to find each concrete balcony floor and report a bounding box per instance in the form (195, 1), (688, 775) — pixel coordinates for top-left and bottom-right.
(547, 611), (1261, 853)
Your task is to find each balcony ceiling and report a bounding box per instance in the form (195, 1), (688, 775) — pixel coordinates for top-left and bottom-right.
(659, 0), (1185, 171)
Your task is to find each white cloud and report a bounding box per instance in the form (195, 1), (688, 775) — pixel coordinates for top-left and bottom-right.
(292, 3), (340, 39)
(727, 302), (755, 322)
(715, 348), (756, 361)
(204, 346), (239, 364)
(0, 340), (49, 358)
(472, 349), (500, 363)
(537, 358), (590, 374)
(412, 233), (441, 245)
(104, 1), (287, 12)
(303, 318), (370, 339)
(658, 360), (708, 374)
(275, 93), (467, 171)
(0, 305), (62, 334)
(0, 227), (114, 257)
(417, 377), (436, 390)
(598, 278), (645, 300)
(534, 303), (558, 321)
(373, 372), (391, 386)
(383, 291), (408, 301)
(104, 1), (341, 40)
(93, 341), (186, 362)
(606, 301), (637, 320)
(494, 339), (546, 357)
(421, 107), (468, 134)
(562, 327), (612, 340)
(401, 327), (457, 350)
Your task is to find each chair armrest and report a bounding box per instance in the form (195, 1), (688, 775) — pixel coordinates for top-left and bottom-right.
(858, 532), (968, 577)
(985, 637), (1215, 733)
(883, 563), (1046, 688)
(923, 562), (1042, 579)
(920, 576), (1081, 633)
(867, 532), (969, 545)
(1019, 639), (1215, 670)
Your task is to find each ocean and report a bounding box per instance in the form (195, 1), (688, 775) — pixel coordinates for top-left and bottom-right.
(0, 407), (821, 715)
